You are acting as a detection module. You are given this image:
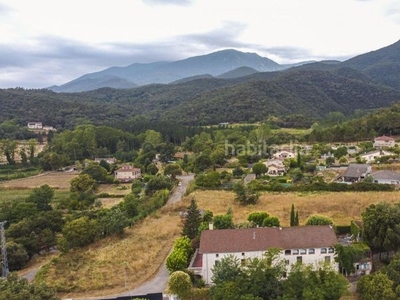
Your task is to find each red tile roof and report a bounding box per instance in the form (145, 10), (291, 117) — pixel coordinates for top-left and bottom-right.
(192, 252), (203, 268)
(375, 135), (395, 141)
(199, 226), (337, 254)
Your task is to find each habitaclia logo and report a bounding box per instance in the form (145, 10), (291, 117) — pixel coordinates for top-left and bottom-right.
(224, 139), (296, 157)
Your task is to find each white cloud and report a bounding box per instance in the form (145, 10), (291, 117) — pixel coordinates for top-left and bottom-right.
(0, 0), (399, 88)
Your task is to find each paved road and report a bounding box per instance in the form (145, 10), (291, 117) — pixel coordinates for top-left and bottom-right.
(167, 174), (194, 205)
(62, 173), (194, 300)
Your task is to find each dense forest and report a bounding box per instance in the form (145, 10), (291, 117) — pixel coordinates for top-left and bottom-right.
(1, 65), (400, 128)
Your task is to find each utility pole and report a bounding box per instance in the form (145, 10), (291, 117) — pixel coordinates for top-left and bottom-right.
(0, 221), (8, 278)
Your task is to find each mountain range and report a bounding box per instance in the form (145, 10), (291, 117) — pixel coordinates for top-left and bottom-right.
(48, 49), (299, 92)
(2, 39), (400, 127)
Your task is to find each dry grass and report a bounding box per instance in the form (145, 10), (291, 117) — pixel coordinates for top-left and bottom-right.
(0, 171), (79, 189)
(41, 203), (186, 299)
(189, 190), (400, 226)
(97, 183), (132, 195)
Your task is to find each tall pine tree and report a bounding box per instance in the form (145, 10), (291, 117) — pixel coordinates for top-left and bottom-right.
(182, 198), (202, 239)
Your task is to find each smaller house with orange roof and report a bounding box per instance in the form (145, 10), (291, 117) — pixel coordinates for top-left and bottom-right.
(114, 165), (141, 182)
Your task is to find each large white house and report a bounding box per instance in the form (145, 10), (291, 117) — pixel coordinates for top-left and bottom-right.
(189, 226), (338, 284)
(114, 165), (141, 182)
(373, 135), (396, 148)
(263, 159), (286, 176)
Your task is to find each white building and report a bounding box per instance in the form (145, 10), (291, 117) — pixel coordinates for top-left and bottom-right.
(373, 135), (396, 148)
(95, 157), (117, 164)
(189, 226), (338, 285)
(273, 150), (295, 160)
(360, 150), (395, 163)
(27, 122), (43, 129)
(263, 159), (286, 176)
(114, 165), (141, 182)
(370, 170), (400, 185)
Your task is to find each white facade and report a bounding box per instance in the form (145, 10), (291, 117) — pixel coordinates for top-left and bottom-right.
(201, 247), (337, 284)
(373, 136), (395, 148)
(27, 122), (43, 129)
(114, 165), (141, 182)
(264, 159), (286, 176)
(370, 170), (400, 185)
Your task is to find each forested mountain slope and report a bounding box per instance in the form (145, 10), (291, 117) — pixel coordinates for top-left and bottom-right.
(1, 64), (400, 127)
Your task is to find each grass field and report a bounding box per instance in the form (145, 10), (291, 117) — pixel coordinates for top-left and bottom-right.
(0, 171), (79, 189)
(190, 190), (400, 226)
(0, 172), (131, 206)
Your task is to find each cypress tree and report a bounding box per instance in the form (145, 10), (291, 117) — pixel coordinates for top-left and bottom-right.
(294, 210), (299, 226)
(290, 203), (295, 226)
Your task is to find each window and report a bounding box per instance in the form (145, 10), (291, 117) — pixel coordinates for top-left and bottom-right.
(285, 259), (290, 265)
(328, 247), (334, 253)
(215, 260), (220, 266)
(216, 254), (219, 258)
(242, 252), (245, 256)
(241, 259), (246, 266)
(300, 249), (307, 255)
(297, 256), (302, 263)
(282, 272), (287, 278)
(292, 249), (299, 255)
(285, 250), (291, 255)
(321, 248), (327, 254)
(325, 256), (331, 263)
(309, 249), (315, 254)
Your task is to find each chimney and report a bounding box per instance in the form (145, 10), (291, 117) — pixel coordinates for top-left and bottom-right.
(209, 222), (213, 230)
(253, 232), (256, 239)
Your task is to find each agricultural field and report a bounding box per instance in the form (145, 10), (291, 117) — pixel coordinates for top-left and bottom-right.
(0, 171), (79, 189)
(0, 171), (131, 203)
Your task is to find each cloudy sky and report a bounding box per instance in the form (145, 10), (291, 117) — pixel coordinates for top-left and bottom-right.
(1, 0), (399, 89)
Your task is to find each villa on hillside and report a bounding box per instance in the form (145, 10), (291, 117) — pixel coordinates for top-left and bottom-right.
(339, 164), (371, 183)
(263, 159), (286, 176)
(189, 226), (338, 285)
(373, 135), (396, 149)
(114, 165), (141, 182)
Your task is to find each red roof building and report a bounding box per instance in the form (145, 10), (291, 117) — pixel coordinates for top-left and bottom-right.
(190, 226), (338, 284)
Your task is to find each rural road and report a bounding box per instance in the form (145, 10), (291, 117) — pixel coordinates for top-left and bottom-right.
(167, 174), (194, 205)
(56, 173), (195, 300)
(114, 174), (194, 297)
